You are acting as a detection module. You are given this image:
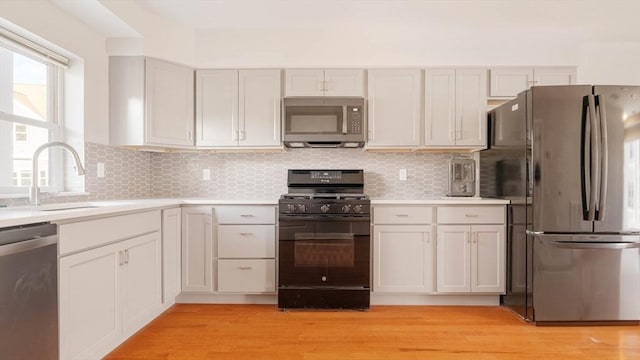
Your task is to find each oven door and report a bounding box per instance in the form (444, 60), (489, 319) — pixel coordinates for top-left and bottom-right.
(278, 216), (370, 288)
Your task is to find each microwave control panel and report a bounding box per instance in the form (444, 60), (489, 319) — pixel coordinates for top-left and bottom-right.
(347, 106), (363, 134)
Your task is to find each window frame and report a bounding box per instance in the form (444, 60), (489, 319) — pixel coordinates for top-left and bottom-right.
(0, 39), (65, 196)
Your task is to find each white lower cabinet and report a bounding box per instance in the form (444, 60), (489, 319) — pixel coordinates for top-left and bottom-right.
(162, 207), (182, 303)
(372, 205), (434, 293)
(181, 206), (214, 293)
(373, 225), (434, 292)
(216, 205), (277, 294)
(181, 205), (276, 295)
(436, 224), (505, 293)
(59, 231), (161, 360)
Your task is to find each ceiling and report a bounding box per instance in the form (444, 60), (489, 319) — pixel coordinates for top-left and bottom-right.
(47, 0), (640, 42)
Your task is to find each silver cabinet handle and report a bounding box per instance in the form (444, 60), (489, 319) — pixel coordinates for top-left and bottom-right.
(240, 214), (255, 217)
(240, 232), (253, 236)
(395, 214), (410, 217)
(124, 249), (129, 264)
(238, 266), (253, 270)
(239, 130), (245, 141)
(118, 251), (124, 266)
(465, 214), (479, 218)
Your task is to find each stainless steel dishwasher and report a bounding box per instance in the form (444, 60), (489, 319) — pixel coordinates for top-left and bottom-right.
(0, 222), (58, 359)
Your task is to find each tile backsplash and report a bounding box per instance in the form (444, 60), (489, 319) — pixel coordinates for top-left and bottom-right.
(1, 143), (471, 206)
(151, 149), (470, 200)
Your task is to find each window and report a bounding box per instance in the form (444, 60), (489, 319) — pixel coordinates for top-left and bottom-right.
(0, 26), (68, 195)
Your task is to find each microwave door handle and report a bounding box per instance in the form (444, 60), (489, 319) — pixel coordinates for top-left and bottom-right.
(342, 106), (348, 134)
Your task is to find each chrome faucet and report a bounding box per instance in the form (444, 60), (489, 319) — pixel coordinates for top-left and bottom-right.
(30, 141), (86, 206)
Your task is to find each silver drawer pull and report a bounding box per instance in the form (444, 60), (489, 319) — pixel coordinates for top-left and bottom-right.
(238, 266), (253, 270)
(465, 214), (479, 218)
(240, 214), (255, 217)
(240, 232), (253, 236)
(395, 214), (410, 217)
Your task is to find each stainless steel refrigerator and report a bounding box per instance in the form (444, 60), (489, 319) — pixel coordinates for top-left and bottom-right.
(480, 85), (640, 324)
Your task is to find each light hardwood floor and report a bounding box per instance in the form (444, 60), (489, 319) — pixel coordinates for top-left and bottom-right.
(106, 304), (640, 360)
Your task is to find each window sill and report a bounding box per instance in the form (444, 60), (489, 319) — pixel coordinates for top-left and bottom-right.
(0, 191), (90, 200)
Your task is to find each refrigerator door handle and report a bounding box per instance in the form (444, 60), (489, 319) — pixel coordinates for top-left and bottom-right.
(588, 94), (600, 222)
(595, 94), (608, 221)
(580, 96), (593, 220)
(549, 241), (640, 250)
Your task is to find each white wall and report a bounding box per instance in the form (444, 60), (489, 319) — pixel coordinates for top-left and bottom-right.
(195, 26), (582, 68)
(579, 42), (640, 85)
(0, 0), (109, 144)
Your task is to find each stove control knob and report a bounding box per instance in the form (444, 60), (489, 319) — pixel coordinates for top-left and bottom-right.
(320, 204), (330, 213)
(353, 205), (363, 214)
(297, 204), (307, 213)
(341, 205), (352, 213)
(287, 204), (296, 213)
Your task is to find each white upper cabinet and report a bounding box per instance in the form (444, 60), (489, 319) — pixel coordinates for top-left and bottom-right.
(196, 69), (281, 147)
(425, 68), (487, 147)
(110, 57), (195, 148)
(367, 69), (422, 147)
(489, 67), (577, 98)
(285, 69), (364, 97)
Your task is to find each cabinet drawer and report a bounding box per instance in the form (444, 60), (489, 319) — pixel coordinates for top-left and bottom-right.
(214, 206), (275, 224)
(218, 225), (275, 258)
(218, 259), (276, 293)
(59, 210), (161, 255)
(437, 206), (505, 224)
(373, 206), (433, 224)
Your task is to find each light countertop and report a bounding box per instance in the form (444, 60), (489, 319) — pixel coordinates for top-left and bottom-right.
(0, 197), (509, 228)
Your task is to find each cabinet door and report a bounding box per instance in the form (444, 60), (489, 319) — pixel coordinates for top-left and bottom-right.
(162, 208), (182, 303)
(456, 68), (487, 146)
(145, 58), (194, 146)
(284, 69), (324, 96)
(239, 69), (282, 147)
(373, 225), (433, 293)
(471, 224), (506, 293)
(59, 242), (121, 360)
(489, 68), (533, 98)
(196, 69), (239, 147)
(425, 69), (456, 146)
(324, 69), (365, 96)
(436, 225), (470, 293)
(181, 207), (213, 293)
(534, 68), (577, 86)
(121, 232), (162, 336)
(367, 69), (422, 147)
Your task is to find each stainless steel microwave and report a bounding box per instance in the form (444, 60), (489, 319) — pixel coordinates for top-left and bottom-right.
(282, 97), (366, 148)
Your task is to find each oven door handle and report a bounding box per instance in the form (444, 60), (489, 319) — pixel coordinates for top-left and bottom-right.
(279, 215), (370, 221)
(293, 232), (355, 241)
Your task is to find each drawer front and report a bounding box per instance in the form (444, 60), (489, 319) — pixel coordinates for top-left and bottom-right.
(218, 225), (276, 258)
(437, 206), (505, 224)
(215, 206), (275, 224)
(218, 259), (276, 293)
(373, 206), (433, 224)
(59, 210), (161, 255)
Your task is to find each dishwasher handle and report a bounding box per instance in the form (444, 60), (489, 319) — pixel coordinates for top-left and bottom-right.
(0, 235), (58, 257)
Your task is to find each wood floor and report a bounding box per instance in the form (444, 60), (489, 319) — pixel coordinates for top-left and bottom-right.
(106, 304), (640, 360)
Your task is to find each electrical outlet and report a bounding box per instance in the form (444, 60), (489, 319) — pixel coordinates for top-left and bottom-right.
(97, 163), (105, 178)
(203, 169), (211, 180)
(399, 168), (407, 181)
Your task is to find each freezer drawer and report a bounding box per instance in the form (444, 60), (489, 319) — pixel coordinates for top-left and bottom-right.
(532, 234), (640, 322)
